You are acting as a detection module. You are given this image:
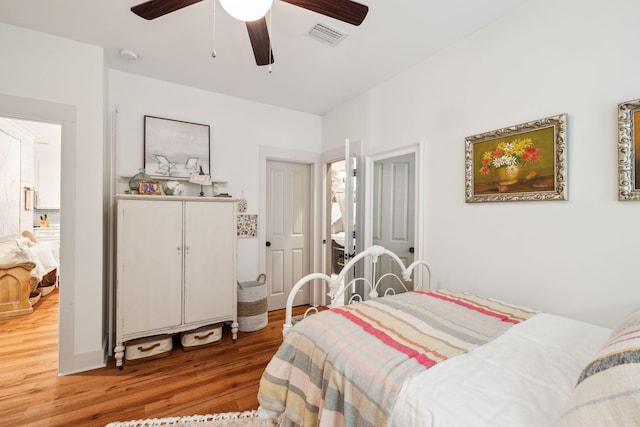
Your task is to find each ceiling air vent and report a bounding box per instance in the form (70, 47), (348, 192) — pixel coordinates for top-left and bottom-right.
(307, 22), (348, 46)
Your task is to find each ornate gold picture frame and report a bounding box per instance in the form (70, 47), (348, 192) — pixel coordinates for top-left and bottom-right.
(618, 98), (640, 200)
(465, 114), (567, 203)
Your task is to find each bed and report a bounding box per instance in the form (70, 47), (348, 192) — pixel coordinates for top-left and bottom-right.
(258, 246), (640, 426)
(0, 233), (60, 317)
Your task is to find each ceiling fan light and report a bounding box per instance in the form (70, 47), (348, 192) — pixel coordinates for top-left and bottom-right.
(219, 0), (273, 22)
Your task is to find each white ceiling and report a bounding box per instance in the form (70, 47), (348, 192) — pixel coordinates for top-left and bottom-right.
(14, 119), (62, 153)
(0, 0), (529, 115)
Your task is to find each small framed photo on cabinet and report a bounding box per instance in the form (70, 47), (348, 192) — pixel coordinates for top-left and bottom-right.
(139, 180), (161, 195)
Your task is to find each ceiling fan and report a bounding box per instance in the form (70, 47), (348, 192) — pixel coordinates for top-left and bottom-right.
(130, 0), (369, 66)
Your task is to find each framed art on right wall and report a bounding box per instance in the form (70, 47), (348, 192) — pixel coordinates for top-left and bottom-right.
(465, 113), (567, 203)
(618, 98), (640, 200)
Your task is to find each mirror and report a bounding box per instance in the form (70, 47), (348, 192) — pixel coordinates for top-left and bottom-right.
(327, 159), (347, 278)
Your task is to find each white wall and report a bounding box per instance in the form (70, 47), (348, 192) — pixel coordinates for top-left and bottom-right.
(322, 0), (640, 328)
(0, 23), (105, 374)
(108, 70), (322, 282)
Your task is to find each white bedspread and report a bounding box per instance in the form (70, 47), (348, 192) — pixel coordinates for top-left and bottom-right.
(391, 313), (611, 427)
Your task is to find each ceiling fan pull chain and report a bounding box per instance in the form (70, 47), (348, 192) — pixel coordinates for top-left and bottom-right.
(268, 7), (272, 73)
(211, 0), (217, 58)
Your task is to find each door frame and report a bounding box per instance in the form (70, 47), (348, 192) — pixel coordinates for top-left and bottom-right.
(0, 93), (77, 374)
(259, 146), (321, 306)
(364, 141), (425, 263)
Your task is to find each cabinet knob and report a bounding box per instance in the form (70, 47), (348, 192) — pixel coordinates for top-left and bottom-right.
(409, 247), (415, 254)
(265, 241), (271, 247)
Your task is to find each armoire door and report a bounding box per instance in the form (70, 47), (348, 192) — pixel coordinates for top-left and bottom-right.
(118, 199), (183, 336)
(183, 201), (235, 324)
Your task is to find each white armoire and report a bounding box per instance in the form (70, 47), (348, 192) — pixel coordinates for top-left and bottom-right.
(113, 195), (238, 368)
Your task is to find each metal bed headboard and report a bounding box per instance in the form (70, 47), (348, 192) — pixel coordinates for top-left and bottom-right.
(283, 245), (432, 336)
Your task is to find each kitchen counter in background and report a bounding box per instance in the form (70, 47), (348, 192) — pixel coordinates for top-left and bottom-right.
(33, 224), (60, 243)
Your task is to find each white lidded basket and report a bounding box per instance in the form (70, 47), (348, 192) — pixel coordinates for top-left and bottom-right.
(180, 323), (223, 351)
(124, 334), (172, 365)
(237, 273), (268, 332)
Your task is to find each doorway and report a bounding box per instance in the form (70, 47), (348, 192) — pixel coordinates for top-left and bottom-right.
(265, 160), (311, 310)
(364, 143), (424, 293)
(322, 140), (363, 305)
(0, 116), (61, 370)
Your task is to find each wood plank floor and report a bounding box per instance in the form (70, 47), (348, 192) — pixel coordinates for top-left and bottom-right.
(0, 288), (306, 427)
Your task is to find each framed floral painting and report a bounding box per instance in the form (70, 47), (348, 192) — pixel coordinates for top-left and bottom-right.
(465, 114), (567, 203)
(618, 98), (640, 201)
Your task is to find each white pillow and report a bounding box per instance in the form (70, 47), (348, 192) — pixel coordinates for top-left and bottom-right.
(0, 249), (13, 265)
(15, 237), (33, 248)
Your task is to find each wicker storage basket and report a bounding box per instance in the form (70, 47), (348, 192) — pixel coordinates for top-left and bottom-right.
(28, 290), (41, 307)
(180, 323), (223, 351)
(237, 274), (268, 332)
(124, 334), (172, 365)
(39, 284), (56, 297)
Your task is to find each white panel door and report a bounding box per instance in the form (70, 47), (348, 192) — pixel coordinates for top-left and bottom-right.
(372, 153), (415, 293)
(118, 199), (183, 336)
(266, 160), (310, 310)
(184, 201), (235, 324)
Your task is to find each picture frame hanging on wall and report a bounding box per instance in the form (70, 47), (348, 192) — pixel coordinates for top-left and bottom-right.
(143, 115), (210, 179)
(237, 214), (258, 238)
(465, 113), (567, 203)
(617, 98), (640, 201)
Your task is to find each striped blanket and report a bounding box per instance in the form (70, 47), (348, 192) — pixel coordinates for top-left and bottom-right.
(259, 290), (536, 427)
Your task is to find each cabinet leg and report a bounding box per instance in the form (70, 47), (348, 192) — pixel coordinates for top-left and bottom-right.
(114, 343), (125, 368)
(231, 321), (238, 343)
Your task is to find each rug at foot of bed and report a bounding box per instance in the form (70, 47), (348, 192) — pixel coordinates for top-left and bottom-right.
(105, 409), (280, 427)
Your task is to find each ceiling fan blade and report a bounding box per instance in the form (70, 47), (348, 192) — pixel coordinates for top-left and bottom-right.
(131, 0), (204, 20)
(246, 18), (275, 66)
(281, 0), (368, 26)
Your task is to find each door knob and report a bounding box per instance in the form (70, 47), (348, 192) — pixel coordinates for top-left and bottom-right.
(409, 247), (415, 254)
(266, 241), (271, 247)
